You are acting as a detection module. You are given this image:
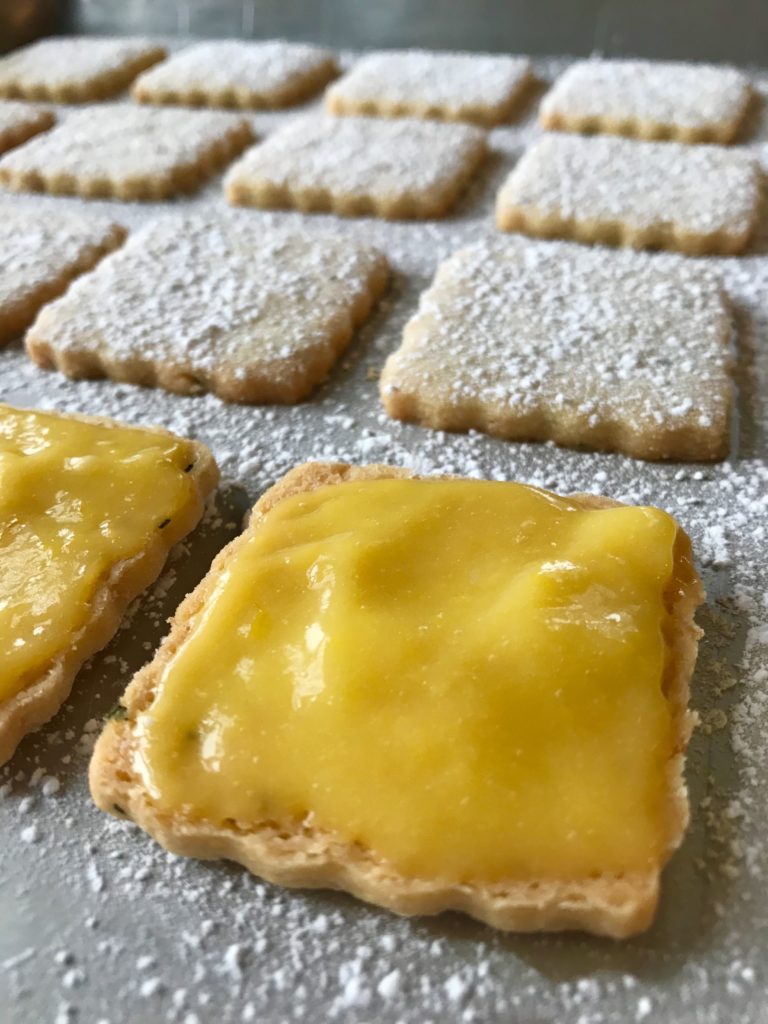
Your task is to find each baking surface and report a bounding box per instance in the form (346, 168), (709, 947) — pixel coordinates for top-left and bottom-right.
(1, 54), (767, 1024)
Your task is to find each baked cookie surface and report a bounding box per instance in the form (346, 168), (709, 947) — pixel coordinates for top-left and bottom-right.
(25, 214), (389, 403)
(380, 236), (733, 461)
(0, 105), (253, 200)
(540, 59), (753, 143)
(0, 207), (124, 343)
(325, 49), (532, 126)
(0, 101), (54, 155)
(0, 36), (166, 102)
(133, 39), (338, 109)
(496, 133), (761, 254)
(90, 462), (703, 938)
(0, 403), (218, 767)
(225, 114), (487, 219)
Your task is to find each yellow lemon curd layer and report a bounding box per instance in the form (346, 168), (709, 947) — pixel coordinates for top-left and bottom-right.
(135, 477), (681, 883)
(0, 405), (198, 702)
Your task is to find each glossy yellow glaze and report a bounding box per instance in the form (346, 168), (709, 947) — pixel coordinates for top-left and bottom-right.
(0, 405), (198, 702)
(136, 478), (680, 882)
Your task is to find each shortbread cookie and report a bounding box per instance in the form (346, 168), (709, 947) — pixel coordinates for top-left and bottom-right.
(133, 39), (338, 109)
(225, 114), (487, 219)
(90, 462), (703, 938)
(26, 215), (389, 403)
(0, 403), (218, 766)
(380, 237), (732, 461)
(0, 36), (166, 102)
(0, 208), (125, 344)
(496, 133), (760, 254)
(325, 49), (532, 126)
(0, 105), (253, 200)
(0, 101), (54, 155)
(540, 59), (753, 144)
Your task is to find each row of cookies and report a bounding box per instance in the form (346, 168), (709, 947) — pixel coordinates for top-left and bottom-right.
(0, 102), (760, 255)
(0, 36), (754, 142)
(1, 206), (733, 462)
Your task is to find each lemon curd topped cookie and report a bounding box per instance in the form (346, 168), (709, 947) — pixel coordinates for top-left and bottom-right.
(91, 462), (703, 937)
(0, 404), (218, 765)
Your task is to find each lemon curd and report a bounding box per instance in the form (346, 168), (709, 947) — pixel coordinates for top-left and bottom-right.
(0, 405), (198, 702)
(135, 477), (683, 883)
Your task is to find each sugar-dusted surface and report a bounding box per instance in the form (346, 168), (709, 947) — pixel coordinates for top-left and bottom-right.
(1, 51), (768, 1024)
(540, 59), (752, 142)
(0, 101), (54, 155)
(325, 49), (531, 125)
(27, 214), (388, 402)
(0, 105), (253, 199)
(133, 40), (338, 108)
(0, 37), (165, 101)
(225, 114), (487, 218)
(496, 133), (761, 253)
(0, 206), (124, 343)
(381, 237), (732, 460)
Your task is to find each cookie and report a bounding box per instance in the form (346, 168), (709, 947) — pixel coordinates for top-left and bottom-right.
(495, 133), (761, 254)
(325, 49), (532, 126)
(380, 236), (733, 461)
(540, 59), (753, 144)
(0, 105), (253, 201)
(0, 403), (218, 767)
(90, 461), (703, 938)
(225, 114), (487, 219)
(133, 39), (338, 109)
(0, 101), (54, 155)
(25, 214), (389, 403)
(0, 36), (166, 102)
(0, 207), (125, 344)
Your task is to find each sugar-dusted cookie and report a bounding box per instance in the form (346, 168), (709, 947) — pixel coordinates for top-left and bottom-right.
(90, 461), (703, 938)
(225, 114), (487, 219)
(26, 214), (389, 403)
(540, 59), (753, 144)
(495, 133), (760, 254)
(0, 207), (125, 344)
(0, 403), (218, 766)
(0, 105), (254, 200)
(0, 101), (54, 155)
(325, 49), (532, 126)
(0, 36), (166, 102)
(133, 39), (338, 109)
(380, 236), (733, 461)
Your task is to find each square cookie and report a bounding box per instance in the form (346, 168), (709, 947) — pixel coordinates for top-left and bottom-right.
(0, 105), (254, 200)
(0, 36), (166, 102)
(380, 236), (733, 461)
(133, 39), (338, 109)
(0, 207), (125, 344)
(25, 214), (389, 404)
(225, 114), (487, 219)
(325, 49), (532, 126)
(0, 101), (54, 155)
(540, 59), (753, 144)
(495, 133), (761, 255)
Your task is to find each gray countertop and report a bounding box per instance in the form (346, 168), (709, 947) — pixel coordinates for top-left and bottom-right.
(1, 53), (767, 1024)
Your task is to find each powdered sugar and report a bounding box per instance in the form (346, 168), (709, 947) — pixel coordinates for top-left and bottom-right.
(0, 101), (53, 154)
